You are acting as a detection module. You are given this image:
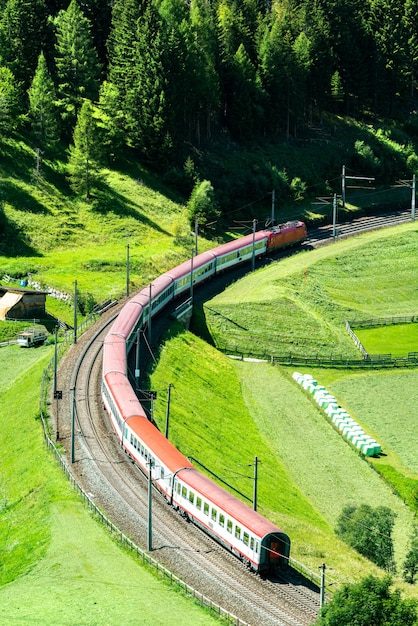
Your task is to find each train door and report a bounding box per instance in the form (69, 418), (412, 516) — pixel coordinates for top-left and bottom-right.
(260, 532), (291, 574)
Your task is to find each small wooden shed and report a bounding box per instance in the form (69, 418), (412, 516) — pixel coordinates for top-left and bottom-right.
(0, 286), (47, 321)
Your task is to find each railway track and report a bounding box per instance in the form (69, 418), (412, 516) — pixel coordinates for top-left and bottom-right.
(305, 208), (412, 247)
(56, 311), (319, 625)
(54, 207), (412, 626)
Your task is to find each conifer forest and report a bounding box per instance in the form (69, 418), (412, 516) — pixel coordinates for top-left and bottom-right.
(1, 0), (418, 214)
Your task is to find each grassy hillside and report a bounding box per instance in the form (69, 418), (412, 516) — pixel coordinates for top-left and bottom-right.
(150, 328), (417, 593)
(204, 223), (418, 358)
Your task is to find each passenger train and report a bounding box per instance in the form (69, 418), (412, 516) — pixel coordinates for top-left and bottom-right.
(102, 220), (307, 573)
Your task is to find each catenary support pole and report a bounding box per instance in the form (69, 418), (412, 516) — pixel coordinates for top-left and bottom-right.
(253, 456), (258, 511)
(73, 280), (78, 344)
(148, 459), (154, 551)
(126, 243), (130, 297)
(320, 563), (326, 608)
(165, 383), (173, 439)
(252, 219), (256, 272)
(71, 387), (76, 464)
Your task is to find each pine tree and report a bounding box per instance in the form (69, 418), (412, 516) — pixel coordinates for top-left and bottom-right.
(190, 0), (220, 144)
(28, 52), (60, 149)
(0, 66), (19, 131)
(54, 0), (101, 136)
(107, 0), (145, 108)
(68, 99), (102, 199)
(0, 0), (48, 103)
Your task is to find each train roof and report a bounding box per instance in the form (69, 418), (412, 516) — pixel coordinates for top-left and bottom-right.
(103, 334), (127, 375)
(210, 231), (268, 257)
(177, 467), (288, 541)
(165, 250), (217, 281)
(126, 415), (194, 473)
(138, 273), (174, 298)
(103, 371), (147, 419)
(108, 301), (144, 338)
(267, 220), (305, 232)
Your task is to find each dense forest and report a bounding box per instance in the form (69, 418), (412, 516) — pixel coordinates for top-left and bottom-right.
(1, 0), (418, 218)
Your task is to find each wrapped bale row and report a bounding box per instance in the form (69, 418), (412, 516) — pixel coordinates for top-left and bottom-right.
(292, 372), (381, 457)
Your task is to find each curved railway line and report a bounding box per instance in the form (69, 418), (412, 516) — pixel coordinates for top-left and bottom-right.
(53, 207), (413, 626)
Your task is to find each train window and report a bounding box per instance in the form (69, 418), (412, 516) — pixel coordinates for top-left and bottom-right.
(204, 502), (209, 516)
(140, 445), (144, 456)
(219, 514), (225, 527)
(211, 508), (217, 522)
(182, 486), (187, 498)
(189, 491), (194, 504)
(250, 537), (254, 550)
(235, 525), (241, 540)
(130, 434), (134, 445)
(161, 467), (165, 480)
(255, 542), (259, 553)
(196, 497), (202, 510)
(177, 482), (181, 495)
(243, 532), (249, 546)
(227, 519), (233, 534)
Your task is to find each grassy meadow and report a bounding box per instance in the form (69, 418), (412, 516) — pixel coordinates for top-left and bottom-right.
(0, 344), (220, 625)
(355, 323), (418, 357)
(204, 223), (418, 359)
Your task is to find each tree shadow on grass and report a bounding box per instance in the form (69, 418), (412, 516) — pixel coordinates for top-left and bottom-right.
(1, 180), (51, 215)
(90, 181), (170, 236)
(0, 218), (41, 257)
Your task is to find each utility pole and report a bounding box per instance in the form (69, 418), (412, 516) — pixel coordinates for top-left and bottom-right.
(271, 189), (275, 226)
(148, 283), (152, 344)
(135, 328), (141, 390)
(71, 387), (76, 464)
(253, 456), (258, 511)
(251, 219), (256, 272)
(148, 459), (154, 551)
(341, 165), (375, 209)
(73, 280), (78, 344)
(54, 326), (60, 440)
(195, 215), (199, 255)
(165, 383), (173, 439)
(190, 250), (194, 304)
(320, 563), (326, 608)
(332, 194), (338, 240)
(411, 174), (416, 222)
(126, 244), (130, 297)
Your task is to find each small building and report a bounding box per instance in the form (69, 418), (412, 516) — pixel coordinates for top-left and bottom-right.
(0, 286), (47, 321)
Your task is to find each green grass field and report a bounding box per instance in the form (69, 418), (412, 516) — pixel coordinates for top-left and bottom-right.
(355, 323), (418, 357)
(204, 223), (418, 359)
(0, 345), (220, 625)
(150, 330), (417, 590)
